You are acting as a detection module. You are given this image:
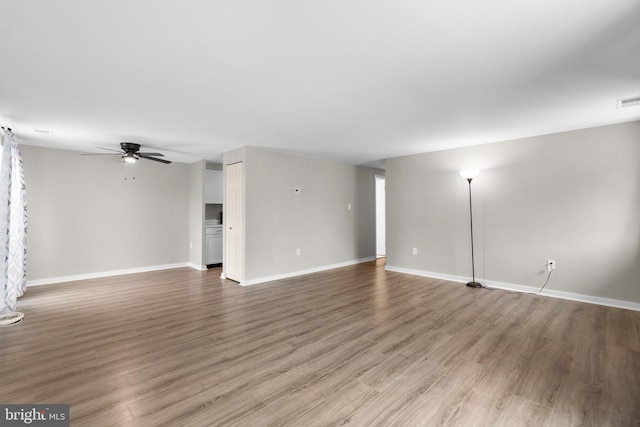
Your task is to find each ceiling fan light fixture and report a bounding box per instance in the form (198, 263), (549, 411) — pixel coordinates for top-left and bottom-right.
(123, 153), (137, 163)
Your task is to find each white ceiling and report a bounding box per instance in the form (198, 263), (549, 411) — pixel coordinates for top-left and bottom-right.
(1, 0), (639, 167)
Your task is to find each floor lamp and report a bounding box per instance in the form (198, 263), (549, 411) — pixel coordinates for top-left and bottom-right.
(459, 170), (482, 288)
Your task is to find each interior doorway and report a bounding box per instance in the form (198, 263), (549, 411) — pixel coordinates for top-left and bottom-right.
(375, 175), (386, 258)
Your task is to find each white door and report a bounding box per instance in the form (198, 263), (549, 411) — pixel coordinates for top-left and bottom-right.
(225, 162), (244, 282)
(376, 175), (386, 257)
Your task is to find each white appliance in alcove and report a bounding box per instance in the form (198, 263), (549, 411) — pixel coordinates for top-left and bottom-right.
(205, 169), (223, 204)
(205, 222), (223, 265)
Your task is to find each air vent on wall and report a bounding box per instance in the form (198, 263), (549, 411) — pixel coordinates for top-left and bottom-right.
(617, 95), (640, 109)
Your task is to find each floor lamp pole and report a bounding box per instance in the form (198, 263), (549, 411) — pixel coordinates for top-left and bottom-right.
(459, 169), (482, 288)
(466, 179), (481, 287)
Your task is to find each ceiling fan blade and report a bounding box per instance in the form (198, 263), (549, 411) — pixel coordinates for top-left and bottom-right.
(97, 146), (125, 153)
(81, 153), (122, 156)
(139, 154), (171, 164)
(137, 152), (164, 156)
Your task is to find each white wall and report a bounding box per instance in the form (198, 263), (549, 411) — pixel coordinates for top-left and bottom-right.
(21, 145), (191, 281)
(386, 121), (640, 306)
(228, 147), (381, 283)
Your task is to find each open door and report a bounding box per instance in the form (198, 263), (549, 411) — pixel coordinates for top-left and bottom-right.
(376, 175), (386, 257)
(225, 162), (244, 282)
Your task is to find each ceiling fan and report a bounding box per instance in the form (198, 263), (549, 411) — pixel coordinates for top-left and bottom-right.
(83, 142), (171, 164)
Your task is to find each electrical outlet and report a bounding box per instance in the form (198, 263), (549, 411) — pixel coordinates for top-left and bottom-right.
(412, 248), (418, 256)
(296, 248), (301, 256)
(547, 259), (556, 271)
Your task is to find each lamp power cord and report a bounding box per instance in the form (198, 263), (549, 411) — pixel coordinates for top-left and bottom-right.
(478, 269), (553, 295)
(537, 270), (553, 294)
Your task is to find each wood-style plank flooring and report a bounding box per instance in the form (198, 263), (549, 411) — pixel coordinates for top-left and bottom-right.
(1, 259), (639, 426)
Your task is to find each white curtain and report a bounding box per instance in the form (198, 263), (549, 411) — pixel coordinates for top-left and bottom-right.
(0, 128), (27, 314)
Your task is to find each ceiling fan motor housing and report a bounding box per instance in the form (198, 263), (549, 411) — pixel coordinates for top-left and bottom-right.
(121, 142), (141, 153)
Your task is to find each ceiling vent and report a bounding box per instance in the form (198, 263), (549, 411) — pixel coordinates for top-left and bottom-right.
(617, 95), (640, 109)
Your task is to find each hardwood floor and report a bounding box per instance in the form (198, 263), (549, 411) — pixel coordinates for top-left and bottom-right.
(2, 259), (639, 426)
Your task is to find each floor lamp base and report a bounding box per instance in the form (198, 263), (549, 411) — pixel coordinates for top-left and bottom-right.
(466, 281), (483, 288)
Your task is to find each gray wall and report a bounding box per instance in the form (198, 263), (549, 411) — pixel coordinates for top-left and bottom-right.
(386, 121), (640, 304)
(21, 145), (191, 281)
(188, 160), (206, 268)
(240, 147), (380, 282)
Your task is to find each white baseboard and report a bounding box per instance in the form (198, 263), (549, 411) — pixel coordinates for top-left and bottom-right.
(385, 265), (640, 312)
(188, 263), (208, 271)
(240, 256), (377, 286)
(27, 262), (203, 287)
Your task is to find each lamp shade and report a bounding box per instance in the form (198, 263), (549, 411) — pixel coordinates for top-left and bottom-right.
(459, 169), (479, 180)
